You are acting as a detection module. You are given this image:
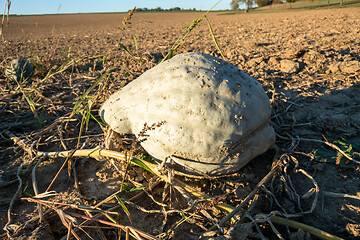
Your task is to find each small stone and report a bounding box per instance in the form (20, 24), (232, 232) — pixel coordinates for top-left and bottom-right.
(340, 60), (360, 74)
(328, 62), (341, 73)
(237, 54), (246, 62)
(246, 57), (263, 68)
(281, 48), (305, 59)
(280, 59), (300, 73)
(226, 49), (237, 59)
(268, 57), (279, 66)
(204, 49), (211, 55)
(303, 50), (320, 61)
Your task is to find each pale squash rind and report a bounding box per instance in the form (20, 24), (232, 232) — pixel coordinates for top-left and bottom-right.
(100, 52), (275, 176)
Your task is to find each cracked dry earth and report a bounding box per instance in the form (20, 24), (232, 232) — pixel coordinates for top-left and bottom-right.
(0, 7), (360, 240)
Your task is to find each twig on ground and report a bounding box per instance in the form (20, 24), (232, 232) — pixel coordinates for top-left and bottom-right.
(267, 219), (284, 240)
(247, 213), (267, 240)
(34, 147), (235, 213)
(296, 168), (319, 213)
(3, 130), (34, 156)
(73, 162), (109, 240)
(129, 178), (162, 202)
(218, 151), (283, 226)
(4, 166), (23, 238)
(23, 197), (158, 240)
(255, 214), (345, 240)
(45, 148), (77, 192)
(160, 183), (168, 233)
(68, 211), (158, 240)
(31, 157), (44, 222)
(323, 191), (360, 202)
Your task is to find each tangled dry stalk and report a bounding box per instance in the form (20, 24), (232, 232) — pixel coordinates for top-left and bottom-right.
(2, 121), (349, 240)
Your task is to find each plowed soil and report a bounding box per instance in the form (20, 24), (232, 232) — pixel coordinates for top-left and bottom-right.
(0, 8), (360, 240)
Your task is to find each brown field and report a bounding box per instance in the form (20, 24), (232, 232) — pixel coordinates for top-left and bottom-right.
(1, 7), (360, 239)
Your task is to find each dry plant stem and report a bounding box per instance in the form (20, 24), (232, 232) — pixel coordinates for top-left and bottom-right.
(45, 148), (77, 192)
(160, 184), (168, 234)
(4, 166), (23, 238)
(218, 154), (284, 227)
(247, 213), (267, 240)
(22, 198), (123, 216)
(256, 214), (345, 240)
(201, 209), (221, 230)
(32, 117), (76, 139)
(323, 191), (360, 202)
(41, 55), (102, 84)
(67, 212), (158, 240)
(27, 148), (342, 240)
(129, 179), (162, 202)
(36, 148), (235, 212)
(31, 157), (44, 222)
(24, 198), (157, 240)
(4, 130), (34, 156)
(172, 180), (194, 205)
(296, 168), (319, 213)
(14, 78), (40, 120)
(123, 201), (192, 214)
(122, 7), (136, 30)
(126, 178), (167, 207)
(8, 137), (334, 239)
(76, 179), (161, 231)
(261, 186), (288, 213)
(267, 219), (284, 240)
(72, 164), (108, 240)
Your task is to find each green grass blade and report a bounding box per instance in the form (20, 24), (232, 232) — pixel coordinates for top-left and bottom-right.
(131, 158), (154, 174)
(160, 0), (224, 63)
(115, 195), (132, 223)
(127, 187), (145, 193)
(90, 112), (105, 127)
(205, 16), (225, 59)
(119, 43), (141, 62)
(132, 35), (138, 51)
(13, 77), (43, 124)
(120, 156), (132, 191)
(72, 68), (115, 116)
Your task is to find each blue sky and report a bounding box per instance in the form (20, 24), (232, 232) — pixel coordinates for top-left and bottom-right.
(9, 0), (234, 15)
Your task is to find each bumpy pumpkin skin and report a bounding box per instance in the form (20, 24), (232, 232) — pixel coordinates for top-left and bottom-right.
(100, 52), (275, 176)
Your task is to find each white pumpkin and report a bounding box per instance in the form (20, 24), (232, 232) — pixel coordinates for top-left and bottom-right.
(100, 52), (275, 176)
